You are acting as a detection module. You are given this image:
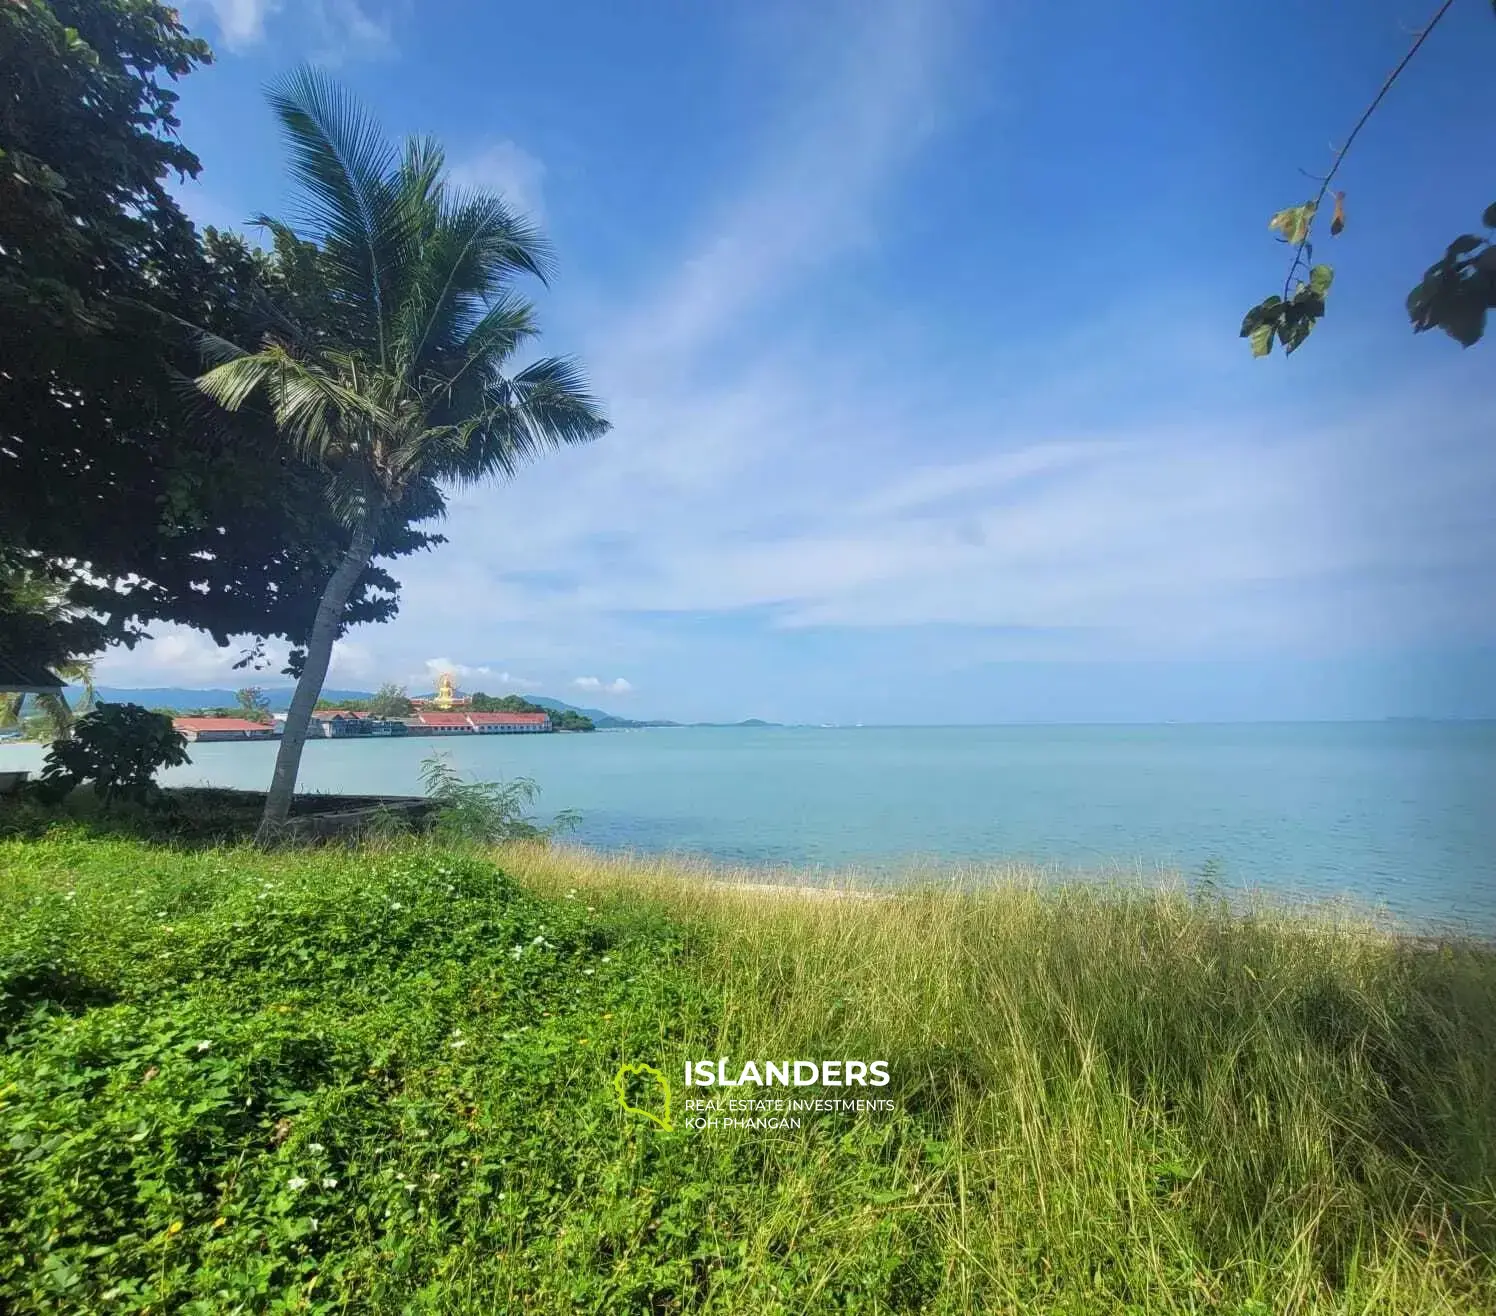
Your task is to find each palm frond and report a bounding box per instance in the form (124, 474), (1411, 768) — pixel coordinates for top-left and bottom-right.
(265, 66), (410, 363)
(249, 212), (307, 255)
(198, 344), (397, 467)
(429, 292), (538, 406)
(394, 196), (549, 382)
(197, 353), (285, 413)
(507, 356), (610, 445)
(444, 356), (608, 484)
(400, 136), (447, 214)
(445, 189), (552, 286)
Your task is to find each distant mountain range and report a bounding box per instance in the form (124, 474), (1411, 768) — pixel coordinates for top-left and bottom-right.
(73, 687), (779, 731)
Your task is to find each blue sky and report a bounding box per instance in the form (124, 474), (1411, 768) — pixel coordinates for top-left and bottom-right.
(100, 0), (1496, 722)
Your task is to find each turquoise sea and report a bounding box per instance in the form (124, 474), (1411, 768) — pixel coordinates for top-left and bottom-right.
(3, 722), (1493, 929)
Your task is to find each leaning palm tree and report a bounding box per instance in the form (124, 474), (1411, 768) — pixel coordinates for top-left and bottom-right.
(196, 69), (608, 841)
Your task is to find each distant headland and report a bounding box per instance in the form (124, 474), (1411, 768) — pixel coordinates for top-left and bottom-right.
(75, 686), (780, 732)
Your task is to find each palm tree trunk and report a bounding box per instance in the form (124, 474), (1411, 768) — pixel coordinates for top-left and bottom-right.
(257, 511), (378, 843)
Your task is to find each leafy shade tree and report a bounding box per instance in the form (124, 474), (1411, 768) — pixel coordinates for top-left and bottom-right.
(197, 70), (609, 839)
(1242, 0), (1495, 356)
(368, 683), (414, 719)
(236, 687), (273, 724)
(0, 3), (442, 680)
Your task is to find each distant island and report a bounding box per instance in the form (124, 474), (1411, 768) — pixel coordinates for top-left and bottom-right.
(76, 687), (781, 732)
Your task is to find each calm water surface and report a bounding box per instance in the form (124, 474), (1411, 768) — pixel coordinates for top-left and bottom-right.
(3, 723), (1492, 928)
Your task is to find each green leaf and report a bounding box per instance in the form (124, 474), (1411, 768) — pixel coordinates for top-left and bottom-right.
(1279, 316), (1314, 355)
(1269, 202), (1316, 246)
(1407, 271), (1448, 323)
(1248, 324), (1274, 357)
(1446, 235), (1484, 260)
(1308, 264), (1333, 296)
(1438, 298), (1488, 348)
(1239, 296), (1284, 336)
(1290, 287), (1326, 319)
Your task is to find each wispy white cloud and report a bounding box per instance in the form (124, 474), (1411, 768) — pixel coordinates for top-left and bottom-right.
(573, 677), (633, 695)
(596, 0), (960, 385)
(327, 640), (376, 681)
(181, 0), (283, 49)
(309, 0), (395, 65)
(450, 141), (548, 224)
(93, 629), (381, 688)
(417, 659), (538, 691)
(180, 0), (393, 60)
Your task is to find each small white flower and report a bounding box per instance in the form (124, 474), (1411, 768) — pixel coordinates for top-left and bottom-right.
(531, 935), (544, 946)
(287, 1176), (308, 1192)
(601, 956), (612, 963)
(450, 1038), (467, 1049)
(582, 969), (595, 976)
(195, 1040), (212, 1052)
(390, 901), (404, 911)
(308, 1143), (325, 1155)
(322, 1176), (338, 1189)
(509, 945), (523, 959)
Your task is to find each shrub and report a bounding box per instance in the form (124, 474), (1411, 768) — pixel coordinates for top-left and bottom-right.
(418, 753), (580, 843)
(36, 703), (190, 806)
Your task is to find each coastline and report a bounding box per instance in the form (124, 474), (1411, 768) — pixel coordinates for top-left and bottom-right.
(492, 840), (1496, 945)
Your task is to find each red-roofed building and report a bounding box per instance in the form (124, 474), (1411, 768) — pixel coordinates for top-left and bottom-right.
(173, 717), (277, 743)
(411, 711), (474, 735)
(406, 710), (553, 735)
(466, 711), (551, 734)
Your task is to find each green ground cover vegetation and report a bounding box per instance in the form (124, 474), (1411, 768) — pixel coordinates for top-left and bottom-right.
(1, 834), (1494, 1312)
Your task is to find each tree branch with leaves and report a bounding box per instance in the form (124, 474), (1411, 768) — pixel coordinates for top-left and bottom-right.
(1241, 0), (1494, 356)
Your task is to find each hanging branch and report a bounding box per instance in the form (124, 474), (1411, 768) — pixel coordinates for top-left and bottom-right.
(1240, 0), (1462, 358)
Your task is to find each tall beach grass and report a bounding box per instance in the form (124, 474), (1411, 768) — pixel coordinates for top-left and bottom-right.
(502, 843), (1496, 1312)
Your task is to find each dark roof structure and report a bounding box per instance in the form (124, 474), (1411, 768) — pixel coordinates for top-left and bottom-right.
(0, 653), (65, 694)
